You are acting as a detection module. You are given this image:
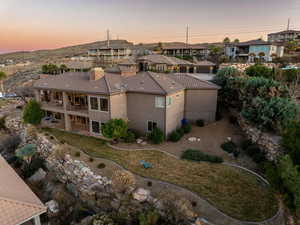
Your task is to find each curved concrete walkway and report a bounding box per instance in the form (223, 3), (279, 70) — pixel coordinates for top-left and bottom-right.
(80, 143), (284, 225)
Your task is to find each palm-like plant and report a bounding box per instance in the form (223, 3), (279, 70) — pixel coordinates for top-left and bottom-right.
(0, 71), (7, 93)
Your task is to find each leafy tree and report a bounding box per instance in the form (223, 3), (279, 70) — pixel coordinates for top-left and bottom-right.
(214, 67), (241, 86)
(101, 119), (128, 140)
(245, 64), (273, 78)
(41, 64), (60, 75)
(282, 121), (300, 166)
(59, 64), (69, 73)
(283, 69), (300, 83)
(208, 45), (224, 64)
(241, 97), (299, 131)
(279, 155), (300, 214)
(23, 99), (44, 125)
(233, 39), (240, 43)
(223, 37), (230, 44)
(0, 71), (7, 93)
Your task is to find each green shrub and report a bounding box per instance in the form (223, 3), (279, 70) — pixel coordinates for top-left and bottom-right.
(221, 141), (237, 153)
(252, 152), (266, 164)
(282, 121), (300, 166)
(244, 144), (261, 157)
(182, 123), (192, 134)
(283, 68), (300, 83)
(101, 119), (128, 140)
(148, 127), (164, 144)
(23, 99), (44, 125)
(75, 152), (81, 157)
(124, 131), (136, 143)
(97, 163), (106, 169)
(240, 139), (253, 150)
(169, 131), (181, 142)
(196, 119), (205, 127)
(0, 116), (7, 131)
(181, 149), (223, 163)
(176, 128), (185, 137)
(245, 64), (273, 78)
(241, 97), (299, 131)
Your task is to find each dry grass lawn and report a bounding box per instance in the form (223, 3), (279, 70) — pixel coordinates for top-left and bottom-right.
(43, 128), (278, 222)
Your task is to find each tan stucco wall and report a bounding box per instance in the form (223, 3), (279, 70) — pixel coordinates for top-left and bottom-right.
(88, 94), (111, 123)
(184, 89), (218, 122)
(165, 91), (185, 135)
(127, 93), (165, 135)
(110, 93), (127, 120)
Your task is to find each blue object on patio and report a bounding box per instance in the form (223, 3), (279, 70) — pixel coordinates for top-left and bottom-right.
(181, 118), (188, 126)
(140, 160), (152, 169)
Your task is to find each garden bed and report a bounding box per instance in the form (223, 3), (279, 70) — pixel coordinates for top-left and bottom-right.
(42, 128), (278, 222)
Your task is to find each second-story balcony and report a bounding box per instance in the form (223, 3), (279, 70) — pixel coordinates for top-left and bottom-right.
(66, 93), (88, 115)
(40, 90), (64, 112)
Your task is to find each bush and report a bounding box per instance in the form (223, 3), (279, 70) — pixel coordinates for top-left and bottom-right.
(101, 119), (128, 140)
(169, 131), (181, 142)
(181, 149), (223, 163)
(282, 121), (300, 166)
(182, 123), (192, 134)
(124, 131), (136, 143)
(176, 128), (185, 137)
(196, 119), (205, 127)
(75, 152), (81, 157)
(0, 135), (21, 153)
(283, 68), (300, 83)
(221, 141), (237, 153)
(23, 99), (44, 125)
(97, 163), (106, 169)
(240, 139), (253, 151)
(244, 144), (261, 157)
(241, 97), (299, 131)
(245, 64), (273, 78)
(148, 127), (164, 144)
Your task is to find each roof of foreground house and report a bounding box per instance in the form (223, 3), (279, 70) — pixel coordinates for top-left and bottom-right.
(0, 155), (46, 225)
(34, 71), (219, 95)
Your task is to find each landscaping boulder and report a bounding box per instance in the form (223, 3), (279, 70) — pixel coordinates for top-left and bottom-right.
(188, 137), (197, 142)
(136, 138), (143, 144)
(28, 168), (47, 182)
(133, 188), (150, 202)
(46, 200), (59, 213)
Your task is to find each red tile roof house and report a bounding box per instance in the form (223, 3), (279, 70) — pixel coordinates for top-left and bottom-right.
(0, 155), (46, 225)
(33, 68), (219, 137)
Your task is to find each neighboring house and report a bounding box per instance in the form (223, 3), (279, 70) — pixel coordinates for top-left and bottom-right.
(136, 55), (215, 73)
(0, 155), (46, 225)
(268, 30), (300, 43)
(162, 44), (210, 59)
(34, 68), (219, 137)
(225, 39), (284, 62)
(88, 45), (132, 64)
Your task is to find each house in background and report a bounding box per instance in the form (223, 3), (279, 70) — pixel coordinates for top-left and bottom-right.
(162, 44), (210, 59)
(0, 155), (46, 225)
(268, 30), (300, 43)
(34, 68), (219, 137)
(136, 55), (215, 74)
(225, 39), (284, 62)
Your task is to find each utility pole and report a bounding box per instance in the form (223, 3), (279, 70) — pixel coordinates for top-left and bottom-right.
(287, 18), (290, 31)
(107, 29), (110, 48)
(186, 25), (189, 46)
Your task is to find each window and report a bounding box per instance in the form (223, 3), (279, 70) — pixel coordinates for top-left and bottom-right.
(166, 96), (173, 106)
(155, 96), (165, 108)
(90, 97), (98, 110)
(147, 121), (157, 132)
(100, 98), (109, 112)
(91, 121), (100, 134)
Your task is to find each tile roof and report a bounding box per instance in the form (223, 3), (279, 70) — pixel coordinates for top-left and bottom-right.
(162, 44), (208, 50)
(118, 58), (137, 65)
(64, 61), (93, 69)
(233, 39), (272, 47)
(194, 60), (216, 66)
(166, 74), (220, 90)
(137, 55), (192, 65)
(34, 71), (218, 95)
(0, 155), (46, 225)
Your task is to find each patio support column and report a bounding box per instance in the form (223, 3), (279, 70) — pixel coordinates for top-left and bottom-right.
(65, 114), (71, 131)
(34, 90), (41, 102)
(63, 92), (68, 111)
(34, 215), (41, 225)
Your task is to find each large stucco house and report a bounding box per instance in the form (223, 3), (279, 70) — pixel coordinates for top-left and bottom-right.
(34, 68), (219, 137)
(225, 39), (284, 62)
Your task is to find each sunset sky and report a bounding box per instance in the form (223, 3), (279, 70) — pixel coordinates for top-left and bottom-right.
(1, 0), (300, 53)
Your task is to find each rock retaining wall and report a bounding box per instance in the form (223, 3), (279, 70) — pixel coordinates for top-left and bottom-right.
(238, 115), (283, 161)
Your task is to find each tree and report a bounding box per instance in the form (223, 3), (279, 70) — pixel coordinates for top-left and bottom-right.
(285, 40), (298, 53)
(233, 39), (240, 43)
(41, 64), (60, 75)
(59, 64), (69, 73)
(208, 45), (224, 64)
(23, 99), (44, 125)
(223, 37), (230, 44)
(282, 121), (300, 166)
(0, 71), (7, 93)
(101, 119), (128, 140)
(245, 64), (273, 78)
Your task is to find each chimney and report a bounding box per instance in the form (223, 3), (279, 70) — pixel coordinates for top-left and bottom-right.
(90, 67), (104, 81)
